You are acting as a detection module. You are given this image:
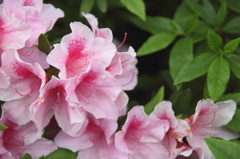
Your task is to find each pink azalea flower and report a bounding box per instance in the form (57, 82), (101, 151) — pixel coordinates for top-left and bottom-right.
(0, 5), (31, 55)
(0, 49), (46, 125)
(67, 61), (127, 121)
(47, 21), (116, 79)
(3, 0), (64, 47)
(55, 114), (127, 159)
(30, 76), (88, 137)
(115, 106), (170, 159)
(0, 117), (57, 159)
(185, 99), (239, 159)
(107, 46), (138, 91)
(149, 101), (192, 159)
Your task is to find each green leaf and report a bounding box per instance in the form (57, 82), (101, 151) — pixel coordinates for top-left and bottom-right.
(223, 17), (240, 34)
(207, 30), (223, 52)
(219, 92), (240, 104)
(226, 54), (240, 79)
(170, 38), (193, 81)
(223, 38), (240, 54)
(205, 137), (240, 159)
(227, 109), (240, 132)
(144, 86), (164, 114)
(191, 21), (209, 43)
(130, 16), (175, 34)
(174, 15), (198, 34)
(137, 32), (176, 56)
(120, 0), (146, 20)
(37, 34), (51, 54)
(186, 0), (217, 26)
(80, 0), (95, 13)
(169, 89), (191, 116)
(174, 1), (194, 19)
(0, 124), (8, 130)
(44, 148), (77, 159)
(175, 52), (217, 85)
(207, 57), (230, 101)
(22, 153), (32, 159)
(225, 0), (240, 13)
(169, 20), (184, 34)
(96, 0), (107, 13)
(217, 0), (227, 26)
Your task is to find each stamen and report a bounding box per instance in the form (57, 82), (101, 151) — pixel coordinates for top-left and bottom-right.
(117, 32), (127, 49)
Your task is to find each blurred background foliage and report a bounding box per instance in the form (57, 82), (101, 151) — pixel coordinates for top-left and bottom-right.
(44, 0), (240, 119)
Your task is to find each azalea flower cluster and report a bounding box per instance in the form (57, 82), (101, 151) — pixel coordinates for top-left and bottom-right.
(0, 0), (238, 159)
(55, 99), (238, 159)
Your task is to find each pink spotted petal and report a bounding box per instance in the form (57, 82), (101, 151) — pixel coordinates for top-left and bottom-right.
(0, 7), (31, 51)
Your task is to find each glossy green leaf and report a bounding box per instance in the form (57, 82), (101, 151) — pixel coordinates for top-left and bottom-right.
(207, 30), (223, 52)
(0, 124), (8, 130)
(227, 109), (240, 131)
(174, 15), (198, 34)
(96, 0), (107, 13)
(137, 32), (176, 56)
(130, 16), (175, 34)
(169, 20), (184, 34)
(217, 0), (227, 25)
(175, 53), (217, 85)
(169, 89), (191, 116)
(37, 34), (51, 54)
(44, 148), (77, 159)
(207, 57), (230, 101)
(191, 21), (209, 43)
(120, 0), (146, 20)
(21, 153), (32, 159)
(80, 0), (95, 13)
(226, 54), (240, 79)
(223, 38), (240, 54)
(205, 138), (240, 159)
(174, 1), (194, 19)
(170, 38), (193, 81)
(223, 17), (240, 34)
(186, 0), (217, 26)
(144, 86), (164, 114)
(219, 92), (240, 104)
(225, 0), (240, 13)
